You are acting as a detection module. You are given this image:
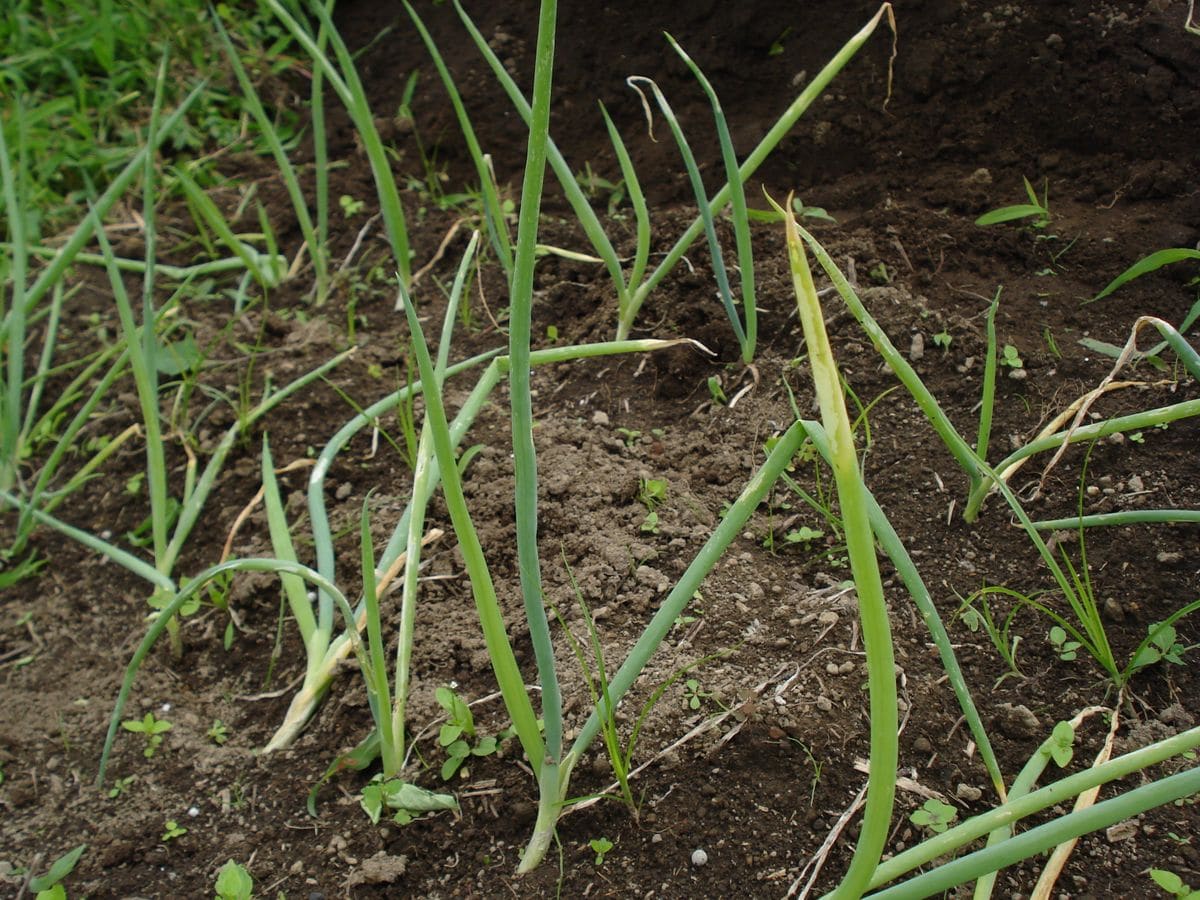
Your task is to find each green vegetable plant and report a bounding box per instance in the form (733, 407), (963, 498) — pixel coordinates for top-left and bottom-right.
(161, 820), (187, 842)
(627, 32), (759, 362)
(447, 0), (896, 345)
(777, 198), (1200, 897)
(386, 10), (837, 864)
(266, 0), (413, 288)
(975, 176), (1050, 228)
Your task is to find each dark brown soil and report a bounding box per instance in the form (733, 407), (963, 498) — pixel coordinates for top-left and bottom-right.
(3, 1), (1199, 897)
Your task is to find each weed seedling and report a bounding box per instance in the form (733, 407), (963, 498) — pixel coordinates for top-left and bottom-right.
(785, 526), (825, 546)
(589, 837), (614, 865)
(909, 798), (958, 835)
(1129, 622), (1198, 674)
(932, 331), (952, 351)
(1150, 868), (1195, 898)
(27, 844), (86, 899)
(121, 712), (172, 758)
(215, 860), (254, 900)
(682, 677), (713, 710)
(161, 820), (188, 842)
(707, 376), (728, 405)
(107, 776), (135, 800)
(339, 194), (366, 218)
(436, 685), (512, 780)
(975, 176), (1050, 228)
(1000, 344), (1024, 369)
(637, 477), (668, 534)
(208, 720), (230, 745)
(1048, 625), (1082, 662)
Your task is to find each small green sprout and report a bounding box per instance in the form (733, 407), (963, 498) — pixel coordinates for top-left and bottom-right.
(1000, 344), (1024, 368)
(215, 860), (254, 900)
(546, 324), (559, 342)
(1130, 622), (1197, 673)
(435, 686), (513, 781)
(637, 477), (668, 510)
(208, 720), (229, 745)
(107, 775), (135, 799)
(707, 376), (728, 405)
(616, 427), (642, 448)
(640, 510), (660, 534)
(1048, 625), (1082, 662)
(1150, 868), (1195, 897)
(27, 844), (86, 899)
(975, 176), (1050, 228)
(589, 837), (614, 865)
(1047, 720), (1075, 768)
(339, 194), (366, 217)
(868, 262), (891, 284)
(909, 798), (958, 834)
(121, 712), (172, 758)
(785, 526), (824, 545)
(682, 678), (712, 710)
(932, 330), (952, 351)
(161, 820), (188, 842)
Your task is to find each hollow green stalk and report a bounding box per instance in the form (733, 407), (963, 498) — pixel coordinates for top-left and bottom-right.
(964, 396), (1200, 521)
(628, 73), (750, 359)
(450, 0), (626, 303)
(870, 762), (1200, 896)
(972, 715), (1086, 899)
(618, 5), (895, 338)
(263, 339), (687, 751)
(504, 0), (564, 874)
(213, 13), (328, 301)
(1033, 509), (1200, 529)
(976, 289), (1001, 462)
(866, 724), (1200, 891)
(387, 232), (476, 775)
(794, 223), (1126, 675)
(0, 114), (28, 493)
(568, 420), (809, 762)
(403, 2), (514, 278)
(399, 289), (544, 782)
(776, 195), (895, 899)
(266, 0), (411, 286)
(452, 1), (893, 341)
(666, 34), (757, 362)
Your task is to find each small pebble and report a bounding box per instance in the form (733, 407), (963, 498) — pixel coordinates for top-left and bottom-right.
(591, 410), (609, 426)
(691, 849), (708, 867)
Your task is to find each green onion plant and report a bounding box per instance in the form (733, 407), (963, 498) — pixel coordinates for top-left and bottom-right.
(266, 0), (413, 288)
(628, 35), (758, 361)
(449, 0), (896, 346)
